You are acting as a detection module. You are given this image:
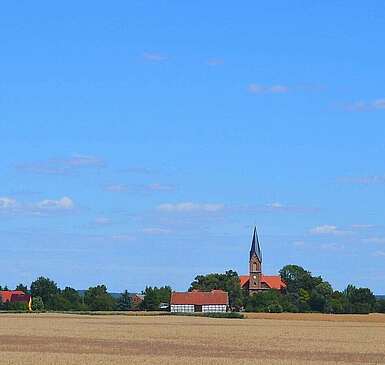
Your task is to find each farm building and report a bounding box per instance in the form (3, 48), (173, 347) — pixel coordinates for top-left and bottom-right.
(170, 289), (228, 313)
(0, 290), (31, 304)
(240, 227), (286, 294)
(129, 293), (144, 308)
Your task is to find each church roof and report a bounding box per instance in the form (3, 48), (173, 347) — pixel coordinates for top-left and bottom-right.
(250, 227), (262, 261)
(239, 275), (286, 290)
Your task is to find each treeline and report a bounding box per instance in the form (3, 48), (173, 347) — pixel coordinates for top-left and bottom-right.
(2, 264), (385, 314)
(0, 277), (171, 312)
(190, 265), (385, 314)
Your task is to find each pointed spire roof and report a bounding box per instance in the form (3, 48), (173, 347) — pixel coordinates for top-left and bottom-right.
(250, 227), (262, 262)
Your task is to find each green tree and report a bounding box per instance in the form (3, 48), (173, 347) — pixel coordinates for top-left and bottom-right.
(15, 283), (28, 293)
(84, 285), (115, 311)
(344, 285), (375, 314)
(141, 287), (160, 310)
(117, 290), (132, 311)
(141, 286), (171, 311)
(30, 277), (59, 310)
(245, 290), (282, 312)
(279, 265), (321, 294)
(31, 296), (45, 311)
(189, 270), (243, 309)
(52, 287), (85, 311)
(375, 299), (385, 313)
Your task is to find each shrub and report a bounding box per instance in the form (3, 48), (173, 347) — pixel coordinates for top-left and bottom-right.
(31, 296), (44, 312)
(267, 303), (283, 313)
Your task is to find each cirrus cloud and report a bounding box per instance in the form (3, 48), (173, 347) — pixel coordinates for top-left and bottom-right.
(309, 225), (351, 236)
(157, 202), (225, 213)
(0, 196), (75, 215)
(0, 197), (17, 209)
(15, 154), (105, 175)
(248, 84), (289, 94)
(37, 197), (74, 210)
(343, 98), (385, 112)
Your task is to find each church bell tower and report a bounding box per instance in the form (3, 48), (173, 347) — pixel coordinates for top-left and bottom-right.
(249, 227), (262, 294)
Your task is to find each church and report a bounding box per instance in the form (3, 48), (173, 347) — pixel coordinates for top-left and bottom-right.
(239, 227), (286, 294)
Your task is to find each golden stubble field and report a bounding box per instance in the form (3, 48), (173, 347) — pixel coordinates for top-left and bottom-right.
(1, 313), (385, 365)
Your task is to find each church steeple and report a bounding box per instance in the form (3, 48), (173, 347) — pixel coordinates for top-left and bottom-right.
(248, 227), (263, 294)
(249, 226), (262, 262)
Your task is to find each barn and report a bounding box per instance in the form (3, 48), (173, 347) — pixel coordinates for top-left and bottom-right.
(0, 290), (31, 304)
(170, 290), (228, 313)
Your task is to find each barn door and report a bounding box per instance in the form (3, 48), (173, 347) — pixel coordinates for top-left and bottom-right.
(194, 305), (202, 312)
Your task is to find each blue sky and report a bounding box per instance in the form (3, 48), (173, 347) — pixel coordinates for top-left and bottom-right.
(1, 1), (385, 293)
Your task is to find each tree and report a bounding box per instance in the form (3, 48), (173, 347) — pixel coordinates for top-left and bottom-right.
(84, 285), (115, 311)
(344, 285), (375, 314)
(189, 270), (243, 309)
(30, 277), (59, 310)
(53, 287), (84, 311)
(31, 296), (45, 311)
(117, 290), (132, 311)
(141, 286), (172, 311)
(15, 283), (28, 293)
(279, 265), (321, 294)
(375, 299), (385, 313)
(245, 289), (281, 312)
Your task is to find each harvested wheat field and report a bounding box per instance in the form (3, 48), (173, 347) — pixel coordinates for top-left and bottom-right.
(1, 313), (385, 365)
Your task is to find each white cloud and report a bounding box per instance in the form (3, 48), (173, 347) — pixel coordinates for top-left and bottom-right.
(146, 183), (174, 192)
(248, 84), (289, 94)
(362, 237), (385, 244)
(207, 58), (224, 66)
(373, 99), (385, 109)
(104, 184), (128, 192)
(94, 217), (111, 225)
(344, 98), (385, 112)
(351, 224), (375, 229)
(119, 167), (156, 175)
(104, 183), (174, 193)
(15, 154), (105, 175)
(262, 202), (318, 213)
(0, 197), (17, 209)
(266, 202), (285, 209)
(0, 196), (75, 215)
(143, 52), (167, 62)
(320, 243), (344, 251)
(339, 175), (385, 185)
(36, 197), (74, 210)
(310, 225), (350, 236)
(110, 234), (134, 241)
(373, 251), (385, 257)
(142, 228), (171, 235)
(157, 202), (225, 213)
(292, 240), (305, 247)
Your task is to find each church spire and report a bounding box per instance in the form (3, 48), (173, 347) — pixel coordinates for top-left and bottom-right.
(250, 226), (262, 262)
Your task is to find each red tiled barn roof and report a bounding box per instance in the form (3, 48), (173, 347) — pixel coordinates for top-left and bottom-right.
(0, 290), (30, 303)
(239, 275), (286, 290)
(171, 290), (228, 305)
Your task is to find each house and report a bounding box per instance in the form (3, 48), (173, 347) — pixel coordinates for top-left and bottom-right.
(170, 289), (228, 313)
(240, 227), (286, 294)
(0, 290), (31, 304)
(129, 293), (144, 308)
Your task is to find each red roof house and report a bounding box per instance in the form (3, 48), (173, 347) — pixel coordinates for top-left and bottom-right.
(0, 290), (31, 303)
(170, 290), (228, 313)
